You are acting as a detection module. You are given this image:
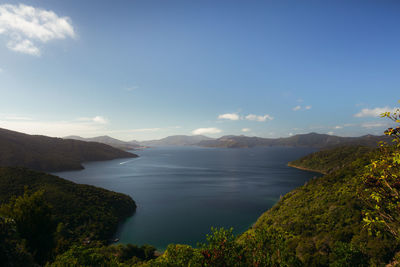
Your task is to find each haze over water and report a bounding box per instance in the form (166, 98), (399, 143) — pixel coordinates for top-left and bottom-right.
(56, 146), (320, 250)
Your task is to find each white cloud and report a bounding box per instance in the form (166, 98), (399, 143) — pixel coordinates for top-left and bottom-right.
(334, 125), (343, 129)
(77, 116), (108, 124)
(241, 128), (251, 132)
(292, 105), (301, 111)
(293, 105), (311, 111)
(218, 113), (240, 121)
(327, 131), (334, 135)
(361, 122), (387, 128)
(245, 114), (273, 122)
(92, 116), (107, 124)
(192, 127), (222, 135)
(0, 4), (75, 55)
(354, 106), (398, 118)
(7, 39), (39, 55)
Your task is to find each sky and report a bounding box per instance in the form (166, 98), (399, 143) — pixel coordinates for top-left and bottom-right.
(0, 0), (399, 141)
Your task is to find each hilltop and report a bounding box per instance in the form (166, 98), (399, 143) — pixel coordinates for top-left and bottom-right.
(64, 135), (145, 151)
(197, 132), (389, 148)
(140, 135), (213, 147)
(0, 128), (137, 172)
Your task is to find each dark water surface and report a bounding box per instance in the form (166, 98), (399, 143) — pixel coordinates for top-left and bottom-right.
(56, 146), (320, 250)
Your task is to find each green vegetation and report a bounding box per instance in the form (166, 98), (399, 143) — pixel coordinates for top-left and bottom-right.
(0, 167), (136, 243)
(0, 216), (35, 266)
(1, 190), (55, 264)
(50, 243), (156, 267)
(288, 145), (375, 174)
(360, 108), (400, 239)
(0, 167), (138, 265)
(247, 151), (398, 266)
(0, 127), (137, 172)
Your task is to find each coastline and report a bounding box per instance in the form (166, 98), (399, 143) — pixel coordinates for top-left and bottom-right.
(287, 162), (327, 175)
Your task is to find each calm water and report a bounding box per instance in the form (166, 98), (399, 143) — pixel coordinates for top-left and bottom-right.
(55, 146), (320, 250)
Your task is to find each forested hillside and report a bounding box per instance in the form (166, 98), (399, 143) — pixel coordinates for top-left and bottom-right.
(0, 167), (138, 265)
(288, 145), (375, 174)
(0, 167), (136, 242)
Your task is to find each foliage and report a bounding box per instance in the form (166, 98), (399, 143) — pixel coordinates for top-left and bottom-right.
(0, 189), (56, 264)
(0, 167), (136, 265)
(0, 167), (136, 246)
(245, 144), (399, 266)
(149, 244), (203, 267)
(198, 227), (243, 267)
(329, 241), (368, 267)
(49, 243), (156, 267)
(0, 216), (35, 267)
(239, 228), (301, 267)
(289, 145), (375, 174)
(361, 106), (400, 238)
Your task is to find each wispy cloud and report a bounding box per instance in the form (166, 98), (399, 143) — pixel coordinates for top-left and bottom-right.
(245, 114), (273, 122)
(354, 106), (398, 118)
(0, 4), (75, 56)
(192, 127), (221, 135)
(3, 115), (33, 121)
(124, 86), (139, 92)
(77, 116), (108, 124)
(361, 122), (388, 128)
(218, 113), (240, 121)
(241, 128), (251, 132)
(293, 105), (312, 111)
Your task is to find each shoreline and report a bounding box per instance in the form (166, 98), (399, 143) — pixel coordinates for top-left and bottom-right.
(287, 162), (327, 175)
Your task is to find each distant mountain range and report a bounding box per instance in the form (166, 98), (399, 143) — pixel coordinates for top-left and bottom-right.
(64, 135), (145, 150)
(140, 135), (213, 147)
(0, 128), (137, 172)
(65, 132), (390, 149)
(196, 133), (390, 148)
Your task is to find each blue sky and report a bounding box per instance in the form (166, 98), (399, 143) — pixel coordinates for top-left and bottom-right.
(0, 0), (399, 140)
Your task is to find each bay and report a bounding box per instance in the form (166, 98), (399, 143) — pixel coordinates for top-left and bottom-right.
(55, 146), (320, 250)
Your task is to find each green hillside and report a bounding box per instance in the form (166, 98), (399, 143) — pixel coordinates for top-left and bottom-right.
(246, 147), (398, 266)
(0, 167), (136, 243)
(288, 145), (375, 174)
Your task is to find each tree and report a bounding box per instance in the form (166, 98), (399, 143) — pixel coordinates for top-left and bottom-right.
(0, 189), (56, 264)
(361, 104), (400, 238)
(0, 216), (35, 267)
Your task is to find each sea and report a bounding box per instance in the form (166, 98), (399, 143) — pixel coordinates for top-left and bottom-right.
(55, 146), (320, 250)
